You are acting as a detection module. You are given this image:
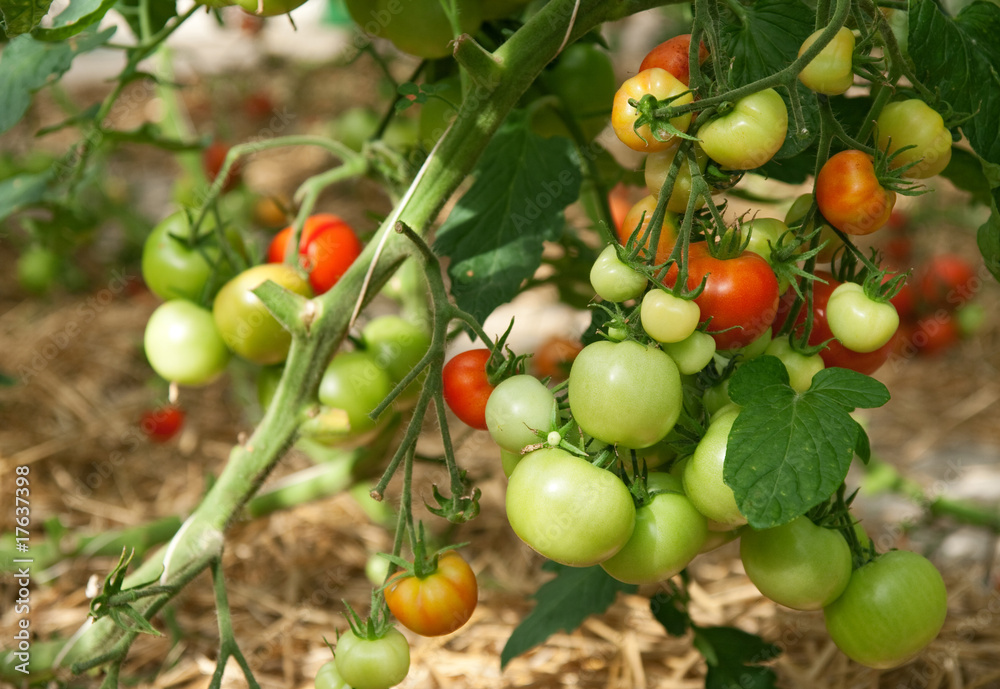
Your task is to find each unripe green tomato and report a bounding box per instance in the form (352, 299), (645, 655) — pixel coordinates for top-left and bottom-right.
(731, 326), (773, 358)
(744, 217), (790, 263)
(365, 553), (391, 587)
(17, 246), (59, 294)
(697, 89), (788, 170)
(315, 659), (349, 689)
(145, 300), (231, 386)
(876, 99), (953, 179)
(212, 264), (313, 365)
(235, 0), (309, 15)
(826, 283), (899, 353)
(142, 211), (223, 302)
(661, 330), (716, 375)
(361, 315), (431, 402)
(533, 43), (617, 142)
(345, 0), (482, 59)
(318, 351), (394, 437)
(740, 516), (852, 610)
(683, 409), (747, 530)
(334, 627), (410, 689)
(590, 245), (648, 302)
(764, 338), (824, 392)
(640, 290), (700, 343)
(485, 375), (557, 452)
(332, 107), (379, 152)
(500, 447), (522, 478)
(702, 379), (731, 416)
(797, 27), (856, 96)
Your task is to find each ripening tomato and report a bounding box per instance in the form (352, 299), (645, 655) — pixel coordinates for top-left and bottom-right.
(384, 552), (478, 636)
(532, 335), (583, 382)
(876, 99), (952, 179)
(816, 150), (896, 235)
(917, 254), (978, 310)
(639, 35), (709, 86)
(612, 68), (694, 153)
(797, 27), (856, 96)
(696, 89), (788, 170)
(618, 195), (680, 263)
(663, 242), (779, 351)
(910, 315), (960, 356)
(442, 349), (494, 430)
(644, 139), (709, 214)
(268, 214), (363, 295)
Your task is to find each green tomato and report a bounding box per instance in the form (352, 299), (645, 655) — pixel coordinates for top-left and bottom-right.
(17, 246), (59, 294)
(212, 264), (313, 365)
(505, 447), (636, 566)
(683, 409), (747, 530)
(319, 351), (394, 437)
(763, 338), (824, 392)
(144, 300), (230, 386)
(732, 326), (773, 359)
(332, 107), (380, 152)
(876, 99), (953, 179)
(533, 42), (617, 142)
(826, 282), (899, 353)
(600, 473), (708, 584)
(315, 659), (349, 689)
(640, 290), (700, 344)
(234, 0), (309, 14)
(590, 245), (648, 302)
(345, 0), (482, 59)
(142, 211), (225, 302)
(334, 627), (410, 689)
(361, 315), (431, 401)
(824, 550), (947, 669)
(485, 375), (557, 452)
(797, 27), (856, 96)
(568, 340), (683, 449)
(697, 89), (788, 170)
(740, 516), (852, 610)
(702, 379), (731, 416)
(500, 447), (522, 478)
(661, 330), (716, 375)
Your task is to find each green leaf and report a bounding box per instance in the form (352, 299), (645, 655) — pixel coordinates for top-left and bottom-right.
(0, 27), (114, 134)
(694, 625), (780, 689)
(909, 0), (1000, 168)
(434, 117), (582, 324)
(500, 563), (635, 668)
(0, 0), (53, 36)
(717, 0), (818, 158)
(941, 147), (997, 206)
(724, 358), (890, 528)
(977, 188), (1000, 281)
(649, 588), (689, 637)
(0, 169), (52, 219)
(117, 0), (178, 38)
(32, 0), (117, 40)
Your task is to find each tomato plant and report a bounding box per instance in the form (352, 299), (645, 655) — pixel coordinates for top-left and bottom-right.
(314, 660), (349, 689)
(611, 68), (694, 153)
(590, 244), (648, 302)
(201, 141), (241, 194)
(815, 150), (896, 235)
(234, 0), (310, 16)
(142, 211), (228, 302)
(696, 89), (788, 170)
(145, 300), (231, 386)
(384, 552), (478, 636)
(567, 340), (682, 448)
(533, 42), (617, 142)
(442, 349), (494, 430)
(797, 27), (856, 96)
(824, 550), (947, 669)
(876, 99), (953, 179)
(318, 351), (394, 440)
(505, 448), (636, 566)
(643, 139), (710, 214)
(334, 627), (410, 689)
(268, 214), (363, 295)
(825, 282), (899, 353)
(485, 374), (556, 452)
(344, 0), (482, 59)
(640, 289), (701, 343)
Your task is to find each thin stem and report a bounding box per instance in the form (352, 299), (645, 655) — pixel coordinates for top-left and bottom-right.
(209, 560), (261, 689)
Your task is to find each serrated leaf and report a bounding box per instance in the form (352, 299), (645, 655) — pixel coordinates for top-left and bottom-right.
(0, 27), (114, 134)
(118, 0), (177, 38)
(0, 169), (52, 219)
(724, 358), (890, 528)
(32, 0), (117, 40)
(909, 0), (1000, 168)
(434, 118), (582, 324)
(717, 0), (818, 158)
(977, 188), (1000, 281)
(500, 564), (635, 667)
(0, 0), (53, 36)
(695, 625), (780, 689)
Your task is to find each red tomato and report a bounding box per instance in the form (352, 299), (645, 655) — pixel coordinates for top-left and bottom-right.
(140, 405), (185, 443)
(774, 273), (897, 375)
(911, 314), (960, 356)
(532, 335), (583, 381)
(663, 242), (779, 350)
(815, 150), (896, 235)
(608, 183), (633, 235)
(383, 552), (478, 637)
(889, 277), (916, 321)
(639, 35), (709, 86)
(202, 142), (242, 194)
(267, 214), (363, 295)
(442, 349), (494, 430)
(917, 254), (978, 311)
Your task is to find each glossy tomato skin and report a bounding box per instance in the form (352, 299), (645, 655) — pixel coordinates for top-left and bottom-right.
(442, 349), (493, 430)
(142, 211), (225, 302)
(600, 473), (708, 585)
(590, 245), (648, 302)
(568, 340), (683, 449)
(662, 330), (716, 375)
(797, 26), (855, 96)
(816, 150), (896, 235)
(876, 99), (952, 179)
(697, 89), (788, 170)
(384, 552), (478, 636)
(485, 375), (557, 452)
(314, 660), (349, 689)
(825, 282), (900, 353)
(334, 627), (410, 689)
(212, 264), (313, 365)
(682, 409), (747, 530)
(824, 550), (947, 669)
(618, 194), (680, 263)
(640, 290), (700, 344)
(740, 516), (852, 610)
(505, 448), (636, 566)
(612, 68), (694, 153)
(145, 300), (231, 386)
(318, 351), (394, 438)
(640, 35), (709, 86)
(664, 243), (780, 351)
(140, 405), (186, 443)
(268, 214), (363, 295)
